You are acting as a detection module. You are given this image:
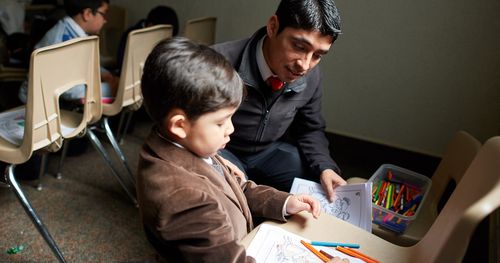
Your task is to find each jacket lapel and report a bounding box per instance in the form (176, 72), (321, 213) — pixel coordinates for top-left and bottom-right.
(213, 156), (254, 232)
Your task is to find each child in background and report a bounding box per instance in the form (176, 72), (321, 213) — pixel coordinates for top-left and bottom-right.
(137, 37), (330, 262)
(18, 0), (118, 103)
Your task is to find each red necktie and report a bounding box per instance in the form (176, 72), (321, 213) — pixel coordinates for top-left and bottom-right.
(266, 76), (284, 92)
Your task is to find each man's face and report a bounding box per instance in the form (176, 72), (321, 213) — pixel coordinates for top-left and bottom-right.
(263, 16), (334, 83)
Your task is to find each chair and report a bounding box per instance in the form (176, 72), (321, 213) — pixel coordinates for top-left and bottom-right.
(0, 36), (102, 263)
(183, 16), (217, 45)
(347, 130), (482, 246)
(0, 65), (28, 82)
(99, 4), (127, 69)
(243, 136), (500, 262)
(56, 25), (173, 205)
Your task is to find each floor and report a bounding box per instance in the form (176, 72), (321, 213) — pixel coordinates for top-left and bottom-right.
(0, 117), (156, 263)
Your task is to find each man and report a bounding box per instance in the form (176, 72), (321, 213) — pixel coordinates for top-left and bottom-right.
(213, 0), (345, 201)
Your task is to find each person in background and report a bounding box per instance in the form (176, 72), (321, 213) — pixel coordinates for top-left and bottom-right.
(18, 0), (118, 103)
(212, 0), (345, 201)
(115, 5), (178, 75)
(0, 0), (25, 36)
(137, 37), (331, 262)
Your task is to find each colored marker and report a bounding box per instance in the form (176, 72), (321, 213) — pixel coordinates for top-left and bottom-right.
(300, 240), (329, 262)
(336, 246), (380, 263)
(319, 250), (334, 259)
(310, 241), (360, 249)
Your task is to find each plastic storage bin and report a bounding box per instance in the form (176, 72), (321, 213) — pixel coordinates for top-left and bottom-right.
(368, 164), (432, 234)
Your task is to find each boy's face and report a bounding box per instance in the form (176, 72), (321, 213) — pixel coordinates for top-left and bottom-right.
(264, 16), (333, 83)
(182, 106), (237, 158)
(84, 2), (109, 35)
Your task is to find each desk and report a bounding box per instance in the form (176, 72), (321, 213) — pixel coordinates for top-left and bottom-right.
(242, 211), (411, 263)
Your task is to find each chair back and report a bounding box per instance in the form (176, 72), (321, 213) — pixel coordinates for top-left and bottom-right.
(183, 16), (217, 46)
(103, 24), (172, 116)
(431, 130), (482, 201)
(99, 4), (127, 68)
(14, 36), (101, 164)
(415, 136), (500, 262)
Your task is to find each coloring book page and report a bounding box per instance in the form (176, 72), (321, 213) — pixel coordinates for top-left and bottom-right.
(247, 224), (364, 263)
(290, 178), (372, 232)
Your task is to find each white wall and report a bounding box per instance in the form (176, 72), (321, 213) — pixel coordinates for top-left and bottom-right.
(115, 0), (500, 157)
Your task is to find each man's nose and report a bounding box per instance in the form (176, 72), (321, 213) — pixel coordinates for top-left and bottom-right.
(296, 53), (313, 72)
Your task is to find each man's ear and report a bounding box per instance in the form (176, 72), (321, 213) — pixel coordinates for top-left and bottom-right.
(266, 15), (279, 38)
(166, 109), (189, 139)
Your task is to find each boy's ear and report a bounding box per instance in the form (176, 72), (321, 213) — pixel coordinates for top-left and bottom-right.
(81, 8), (93, 22)
(166, 109), (189, 139)
(266, 15), (279, 38)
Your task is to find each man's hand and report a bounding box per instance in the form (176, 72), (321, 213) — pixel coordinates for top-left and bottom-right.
(285, 194), (321, 218)
(320, 169), (347, 202)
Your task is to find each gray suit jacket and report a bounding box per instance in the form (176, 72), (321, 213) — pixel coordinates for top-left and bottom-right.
(136, 128), (291, 262)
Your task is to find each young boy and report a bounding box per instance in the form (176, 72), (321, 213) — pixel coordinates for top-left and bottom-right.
(137, 37), (322, 262)
(18, 0), (118, 103)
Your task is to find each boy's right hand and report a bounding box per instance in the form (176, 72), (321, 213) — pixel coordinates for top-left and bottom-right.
(285, 194), (321, 218)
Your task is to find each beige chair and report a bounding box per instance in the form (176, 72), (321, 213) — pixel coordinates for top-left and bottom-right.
(347, 130), (482, 246)
(99, 4), (127, 69)
(243, 136), (500, 263)
(56, 25), (173, 205)
(183, 16), (217, 46)
(0, 65), (28, 82)
(0, 36), (102, 263)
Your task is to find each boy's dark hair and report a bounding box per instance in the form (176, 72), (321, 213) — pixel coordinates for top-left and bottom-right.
(64, 0), (110, 17)
(147, 6), (179, 36)
(275, 0), (341, 41)
(141, 37), (243, 124)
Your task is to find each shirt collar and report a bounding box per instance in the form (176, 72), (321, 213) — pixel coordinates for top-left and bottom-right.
(155, 127), (213, 165)
(63, 16), (87, 38)
(256, 35), (274, 82)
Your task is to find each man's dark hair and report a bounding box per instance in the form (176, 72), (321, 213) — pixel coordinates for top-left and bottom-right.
(64, 0), (109, 17)
(275, 0), (341, 41)
(141, 37), (243, 124)
(146, 6), (179, 36)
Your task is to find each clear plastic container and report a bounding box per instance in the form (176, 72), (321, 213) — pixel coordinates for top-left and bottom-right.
(368, 164), (432, 234)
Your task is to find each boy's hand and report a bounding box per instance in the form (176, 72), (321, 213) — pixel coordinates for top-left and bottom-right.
(328, 257), (350, 263)
(320, 169), (347, 202)
(286, 194), (321, 218)
(101, 71), (120, 96)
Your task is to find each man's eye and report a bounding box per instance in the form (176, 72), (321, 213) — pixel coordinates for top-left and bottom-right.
(313, 53), (322, 60)
(294, 43), (305, 51)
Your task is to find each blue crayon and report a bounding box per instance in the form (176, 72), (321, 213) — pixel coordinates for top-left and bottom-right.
(310, 241), (360, 249)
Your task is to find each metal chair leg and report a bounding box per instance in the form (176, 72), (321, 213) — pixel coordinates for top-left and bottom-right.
(5, 164), (67, 263)
(102, 117), (136, 186)
(33, 153), (49, 191)
(86, 128), (137, 206)
(116, 110), (127, 143)
(55, 140), (70, 180)
(116, 110), (134, 145)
